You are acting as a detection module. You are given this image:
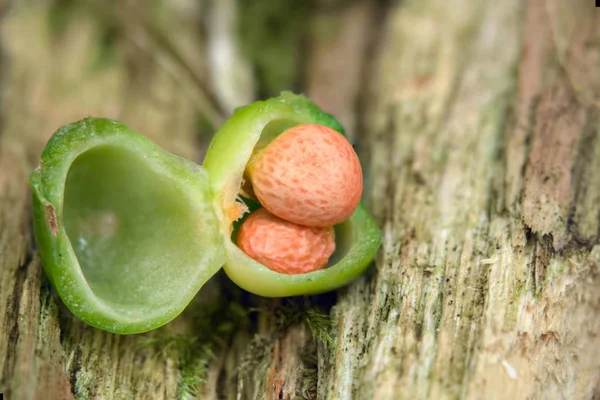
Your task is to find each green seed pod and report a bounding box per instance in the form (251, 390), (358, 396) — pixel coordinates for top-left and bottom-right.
(204, 92), (381, 297)
(30, 93), (381, 334)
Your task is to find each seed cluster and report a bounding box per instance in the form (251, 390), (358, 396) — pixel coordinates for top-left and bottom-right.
(237, 123), (363, 275)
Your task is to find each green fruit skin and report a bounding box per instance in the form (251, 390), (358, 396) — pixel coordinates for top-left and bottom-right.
(204, 92), (382, 297)
(30, 92), (382, 334)
(30, 118), (224, 334)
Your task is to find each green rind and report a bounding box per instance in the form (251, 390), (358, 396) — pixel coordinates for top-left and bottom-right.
(203, 92), (345, 216)
(203, 92), (381, 297)
(225, 204), (381, 297)
(30, 118), (225, 334)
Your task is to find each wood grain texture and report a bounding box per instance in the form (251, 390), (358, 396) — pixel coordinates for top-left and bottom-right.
(1, 0), (599, 399)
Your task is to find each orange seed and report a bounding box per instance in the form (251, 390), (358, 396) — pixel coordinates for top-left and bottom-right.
(236, 208), (335, 275)
(247, 123), (362, 227)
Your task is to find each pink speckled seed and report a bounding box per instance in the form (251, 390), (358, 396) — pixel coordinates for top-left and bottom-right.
(237, 208), (335, 275)
(247, 123), (362, 227)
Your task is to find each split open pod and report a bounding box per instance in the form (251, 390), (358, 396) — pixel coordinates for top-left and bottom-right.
(31, 93), (381, 334)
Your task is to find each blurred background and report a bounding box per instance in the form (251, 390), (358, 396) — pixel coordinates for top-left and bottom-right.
(0, 0), (384, 164)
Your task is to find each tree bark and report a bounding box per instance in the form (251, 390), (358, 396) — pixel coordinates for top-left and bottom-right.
(1, 0), (599, 399)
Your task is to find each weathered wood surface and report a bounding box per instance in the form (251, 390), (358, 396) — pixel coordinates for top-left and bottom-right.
(1, 0), (599, 399)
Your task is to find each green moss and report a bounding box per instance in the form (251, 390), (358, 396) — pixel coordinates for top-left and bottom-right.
(301, 366), (318, 399)
(137, 296), (249, 399)
(304, 308), (334, 348)
(253, 299), (334, 348)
